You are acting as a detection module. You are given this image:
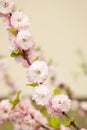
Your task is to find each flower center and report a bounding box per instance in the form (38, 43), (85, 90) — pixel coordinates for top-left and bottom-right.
(58, 101), (62, 104)
(17, 18), (22, 22)
(23, 38), (27, 43)
(4, 109), (8, 113)
(3, 2), (9, 8)
(35, 70), (41, 74)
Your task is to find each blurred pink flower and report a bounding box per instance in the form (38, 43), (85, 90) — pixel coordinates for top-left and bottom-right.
(0, 99), (12, 123)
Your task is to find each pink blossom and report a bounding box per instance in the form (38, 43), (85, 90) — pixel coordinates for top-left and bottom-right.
(32, 85), (51, 106)
(16, 30), (33, 50)
(27, 60), (48, 84)
(0, 99), (12, 123)
(0, 0), (15, 15)
(10, 99), (31, 123)
(51, 94), (71, 112)
(12, 99), (30, 116)
(46, 94), (71, 116)
(10, 11), (30, 30)
(46, 98), (62, 116)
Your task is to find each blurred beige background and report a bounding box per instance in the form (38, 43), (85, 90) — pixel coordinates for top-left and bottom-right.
(0, 0), (87, 98)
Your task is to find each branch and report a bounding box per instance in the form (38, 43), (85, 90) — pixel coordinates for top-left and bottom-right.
(62, 112), (80, 130)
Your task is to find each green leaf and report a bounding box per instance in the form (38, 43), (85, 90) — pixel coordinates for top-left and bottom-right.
(8, 28), (18, 35)
(35, 46), (41, 51)
(81, 62), (87, 75)
(34, 56), (39, 61)
(63, 119), (71, 127)
(42, 108), (48, 117)
(66, 87), (71, 95)
(54, 88), (62, 95)
(48, 58), (53, 65)
(3, 122), (13, 130)
(10, 90), (21, 109)
(0, 54), (5, 58)
(48, 117), (60, 129)
(10, 50), (22, 57)
(27, 82), (38, 87)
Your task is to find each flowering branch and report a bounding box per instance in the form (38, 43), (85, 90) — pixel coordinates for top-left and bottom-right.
(63, 112), (80, 130)
(0, 0), (87, 130)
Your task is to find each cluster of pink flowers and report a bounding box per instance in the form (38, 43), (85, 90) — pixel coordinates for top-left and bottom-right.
(0, 0), (71, 115)
(0, 0), (87, 130)
(0, 99), (48, 130)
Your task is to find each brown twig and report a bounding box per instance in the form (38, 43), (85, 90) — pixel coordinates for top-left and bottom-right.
(22, 50), (31, 65)
(63, 112), (80, 130)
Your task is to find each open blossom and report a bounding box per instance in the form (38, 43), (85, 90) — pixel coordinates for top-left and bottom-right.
(51, 94), (71, 112)
(46, 94), (71, 116)
(27, 60), (48, 83)
(32, 85), (51, 106)
(11, 11), (30, 30)
(16, 30), (33, 50)
(10, 99), (31, 122)
(0, 0), (14, 15)
(0, 100), (12, 123)
(10, 99), (32, 124)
